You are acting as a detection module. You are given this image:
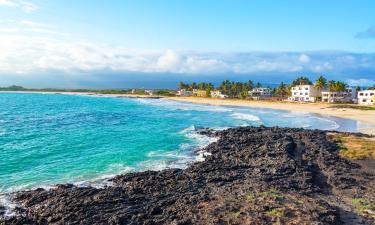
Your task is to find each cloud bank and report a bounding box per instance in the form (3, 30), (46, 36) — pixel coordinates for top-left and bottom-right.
(1, 34), (375, 77)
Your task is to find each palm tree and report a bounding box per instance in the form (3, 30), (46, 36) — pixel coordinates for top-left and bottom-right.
(336, 81), (347, 92)
(291, 76), (312, 86)
(328, 80), (347, 92)
(255, 82), (262, 88)
(189, 82), (197, 91)
(246, 80), (254, 91)
(328, 80), (336, 91)
(275, 82), (289, 97)
(178, 82), (188, 90)
(315, 75), (327, 90)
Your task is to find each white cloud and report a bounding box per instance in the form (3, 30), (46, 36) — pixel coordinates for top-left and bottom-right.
(0, 0), (37, 12)
(0, 20), (66, 36)
(298, 54), (310, 64)
(156, 50), (182, 71)
(346, 79), (375, 87)
(20, 20), (52, 28)
(0, 0), (17, 6)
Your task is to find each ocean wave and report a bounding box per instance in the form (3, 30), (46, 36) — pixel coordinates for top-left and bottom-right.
(282, 111), (310, 118)
(231, 112), (262, 122)
(135, 99), (233, 112)
(312, 117), (340, 130)
(0, 194), (18, 218)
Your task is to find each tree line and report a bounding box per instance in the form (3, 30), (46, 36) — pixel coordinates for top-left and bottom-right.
(178, 75), (369, 99)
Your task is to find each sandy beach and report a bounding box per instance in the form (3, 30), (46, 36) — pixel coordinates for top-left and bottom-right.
(167, 97), (375, 135)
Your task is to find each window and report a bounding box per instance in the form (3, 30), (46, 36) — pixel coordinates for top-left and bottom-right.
(360, 93), (364, 96)
(305, 88), (308, 90)
(305, 93), (308, 95)
(371, 93), (374, 96)
(363, 99), (367, 102)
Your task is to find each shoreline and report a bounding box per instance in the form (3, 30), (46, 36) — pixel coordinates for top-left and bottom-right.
(2, 127), (374, 224)
(167, 97), (375, 135)
(2, 91), (374, 135)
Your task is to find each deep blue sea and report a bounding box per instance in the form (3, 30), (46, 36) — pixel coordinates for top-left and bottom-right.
(0, 92), (364, 194)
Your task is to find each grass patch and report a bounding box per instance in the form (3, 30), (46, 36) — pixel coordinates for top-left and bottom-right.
(246, 193), (255, 201)
(266, 208), (284, 217)
(230, 211), (241, 218)
(328, 134), (375, 160)
(260, 188), (284, 201)
(328, 104), (375, 111)
(351, 198), (375, 216)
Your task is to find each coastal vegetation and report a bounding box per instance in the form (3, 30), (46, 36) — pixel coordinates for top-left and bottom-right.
(328, 104), (375, 111)
(177, 75), (357, 99)
(328, 133), (375, 160)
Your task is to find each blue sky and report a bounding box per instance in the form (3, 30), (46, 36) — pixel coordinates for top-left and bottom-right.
(0, 0), (375, 88)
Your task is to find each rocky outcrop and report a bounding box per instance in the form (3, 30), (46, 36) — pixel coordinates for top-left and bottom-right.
(1, 127), (374, 224)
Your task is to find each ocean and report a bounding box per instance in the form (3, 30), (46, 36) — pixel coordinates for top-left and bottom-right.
(0, 92), (363, 194)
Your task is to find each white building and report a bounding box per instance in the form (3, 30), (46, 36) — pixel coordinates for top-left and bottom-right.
(176, 89), (193, 97)
(289, 85), (321, 102)
(358, 90), (375, 105)
(210, 90), (227, 98)
(248, 88), (271, 97)
(145, 90), (154, 96)
(322, 87), (357, 103)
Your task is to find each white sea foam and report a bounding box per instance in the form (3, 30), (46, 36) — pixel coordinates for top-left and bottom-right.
(141, 125), (218, 171)
(0, 194), (18, 218)
(135, 98), (233, 112)
(313, 117), (340, 130)
(0, 128), (5, 136)
(231, 112), (262, 122)
(282, 111), (310, 118)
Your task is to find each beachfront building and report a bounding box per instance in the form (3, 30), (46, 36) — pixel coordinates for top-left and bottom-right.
(358, 90), (375, 105)
(193, 89), (207, 97)
(210, 90), (228, 98)
(289, 85), (321, 102)
(322, 87), (357, 103)
(145, 90), (154, 96)
(176, 89), (193, 97)
(248, 88), (271, 97)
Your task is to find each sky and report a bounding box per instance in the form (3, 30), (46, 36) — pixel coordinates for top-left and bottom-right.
(0, 0), (375, 88)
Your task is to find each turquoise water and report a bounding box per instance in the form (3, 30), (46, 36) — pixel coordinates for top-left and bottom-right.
(0, 92), (363, 193)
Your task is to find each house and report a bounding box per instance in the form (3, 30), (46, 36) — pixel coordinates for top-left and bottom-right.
(289, 85), (321, 102)
(248, 88), (271, 97)
(193, 89), (207, 97)
(358, 90), (375, 105)
(322, 87), (357, 103)
(210, 90), (227, 98)
(145, 90), (154, 96)
(176, 89), (193, 97)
